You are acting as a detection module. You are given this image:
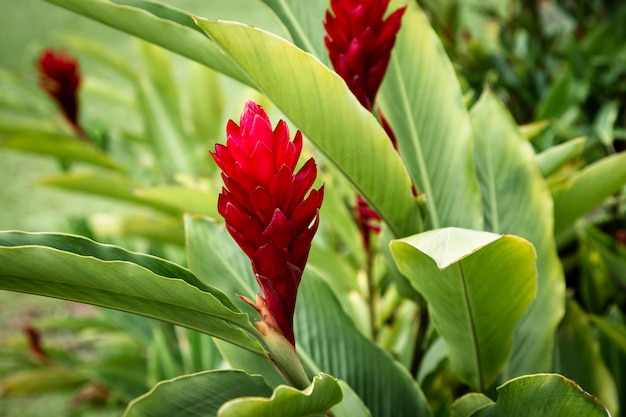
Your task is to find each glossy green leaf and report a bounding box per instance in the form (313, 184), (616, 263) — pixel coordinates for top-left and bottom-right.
(260, 0), (329, 63)
(124, 370), (273, 417)
(590, 313), (626, 355)
(391, 227), (537, 390)
(555, 299), (618, 416)
(331, 380), (373, 417)
(536, 136), (586, 178)
(552, 152), (626, 235)
(0, 133), (123, 170)
(451, 393), (493, 417)
(473, 374), (610, 417)
(44, 0), (253, 86)
(378, 2), (483, 230)
(471, 91), (565, 377)
(193, 18), (421, 238)
(219, 373), (342, 417)
(0, 231), (264, 354)
(295, 270), (431, 417)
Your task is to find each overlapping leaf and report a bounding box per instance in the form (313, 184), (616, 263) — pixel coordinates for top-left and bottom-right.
(378, 1), (483, 230)
(471, 91), (565, 377)
(194, 17), (421, 238)
(0, 231), (264, 354)
(391, 227), (537, 390)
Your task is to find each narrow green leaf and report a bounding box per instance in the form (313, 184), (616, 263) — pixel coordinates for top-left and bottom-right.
(0, 133), (123, 170)
(473, 374), (610, 417)
(536, 136), (586, 178)
(37, 171), (181, 215)
(590, 314), (626, 355)
(193, 17), (421, 238)
(218, 373), (342, 417)
(134, 186), (219, 218)
(391, 228), (538, 390)
(471, 90), (565, 377)
(260, 0), (329, 63)
(295, 270), (431, 417)
(378, 2), (483, 230)
(555, 300), (619, 415)
(0, 231), (265, 354)
(552, 152), (626, 235)
(593, 100), (620, 147)
(124, 370), (273, 417)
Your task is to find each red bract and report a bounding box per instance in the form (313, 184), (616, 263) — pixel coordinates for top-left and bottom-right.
(324, 0), (406, 110)
(211, 101), (324, 346)
(37, 49), (81, 128)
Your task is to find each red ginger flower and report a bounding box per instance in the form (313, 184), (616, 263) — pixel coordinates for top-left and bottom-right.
(324, 0), (406, 111)
(211, 101), (324, 346)
(37, 49), (81, 128)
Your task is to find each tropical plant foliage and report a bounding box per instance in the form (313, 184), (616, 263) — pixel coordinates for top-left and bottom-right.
(1, 0), (625, 416)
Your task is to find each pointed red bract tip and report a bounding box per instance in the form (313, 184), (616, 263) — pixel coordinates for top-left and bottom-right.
(36, 48), (81, 127)
(324, 0), (406, 110)
(211, 100), (323, 346)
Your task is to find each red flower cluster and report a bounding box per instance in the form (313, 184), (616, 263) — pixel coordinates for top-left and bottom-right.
(324, 0), (406, 111)
(211, 101), (324, 346)
(37, 49), (81, 128)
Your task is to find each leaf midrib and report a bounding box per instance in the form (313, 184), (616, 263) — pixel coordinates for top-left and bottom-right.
(458, 262), (483, 391)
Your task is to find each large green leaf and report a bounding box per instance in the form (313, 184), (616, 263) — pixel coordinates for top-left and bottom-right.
(472, 374), (610, 417)
(44, 0), (253, 86)
(219, 373), (342, 417)
(552, 152), (626, 235)
(378, 1), (483, 230)
(0, 231), (264, 354)
(471, 91), (565, 377)
(0, 133), (123, 170)
(260, 0), (329, 63)
(124, 370), (273, 417)
(193, 18), (421, 238)
(295, 270), (431, 417)
(391, 227), (537, 391)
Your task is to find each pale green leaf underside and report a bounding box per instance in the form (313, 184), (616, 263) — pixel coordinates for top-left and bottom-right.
(0, 231), (264, 354)
(378, 2), (483, 231)
(391, 228), (538, 390)
(471, 91), (565, 377)
(124, 370), (272, 417)
(218, 373), (342, 417)
(194, 17), (421, 238)
(473, 374), (610, 417)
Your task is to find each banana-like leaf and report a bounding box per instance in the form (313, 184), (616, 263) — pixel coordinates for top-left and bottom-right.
(471, 374), (611, 417)
(0, 133), (123, 170)
(378, 2), (483, 230)
(218, 373), (342, 417)
(552, 152), (626, 235)
(124, 370), (273, 417)
(471, 91), (565, 377)
(194, 18), (422, 238)
(0, 231), (265, 354)
(391, 227), (537, 391)
(536, 137), (585, 178)
(295, 269), (431, 417)
(44, 0), (254, 87)
(260, 0), (329, 63)
(451, 393), (493, 417)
